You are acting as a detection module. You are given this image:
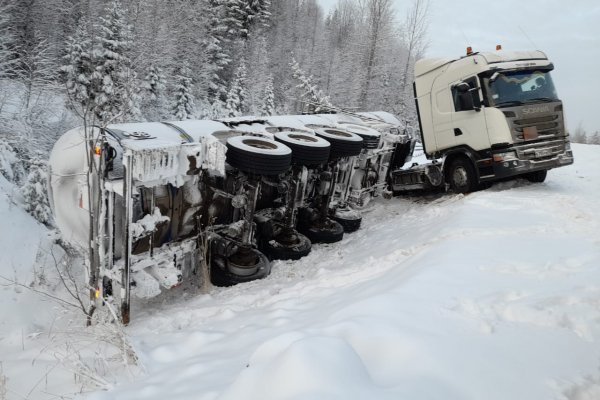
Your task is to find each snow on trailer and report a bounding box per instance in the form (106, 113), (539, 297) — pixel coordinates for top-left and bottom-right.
(48, 112), (414, 323)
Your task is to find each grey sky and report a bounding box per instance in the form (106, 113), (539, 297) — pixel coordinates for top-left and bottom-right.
(318, 0), (600, 133)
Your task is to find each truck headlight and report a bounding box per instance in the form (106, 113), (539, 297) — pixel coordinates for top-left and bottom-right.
(493, 151), (518, 162)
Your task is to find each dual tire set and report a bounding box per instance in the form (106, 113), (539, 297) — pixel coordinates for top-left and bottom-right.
(213, 126), (376, 286)
(225, 126), (368, 173)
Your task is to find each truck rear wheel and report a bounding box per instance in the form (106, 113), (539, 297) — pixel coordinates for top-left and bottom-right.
(524, 170), (547, 183)
(226, 136), (292, 176)
(210, 247), (271, 287)
(447, 158), (477, 193)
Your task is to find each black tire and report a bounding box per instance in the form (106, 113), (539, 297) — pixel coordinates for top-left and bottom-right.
(333, 215), (362, 233)
(262, 231), (311, 261)
(226, 136), (292, 175)
(524, 170), (547, 183)
(210, 248), (271, 287)
(274, 131), (330, 166)
(297, 218), (344, 244)
(340, 123), (381, 149)
(446, 157), (478, 193)
(313, 128), (363, 159)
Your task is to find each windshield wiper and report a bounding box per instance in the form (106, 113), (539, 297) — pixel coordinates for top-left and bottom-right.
(523, 97), (556, 103)
(494, 100), (524, 108)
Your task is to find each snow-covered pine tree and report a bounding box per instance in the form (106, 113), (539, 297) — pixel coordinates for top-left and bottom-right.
(172, 65), (195, 120)
(21, 157), (52, 225)
(141, 63), (166, 120)
(223, 0), (247, 39)
(225, 58), (248, 117)
(92, 0), (140, 124)
(203, 0), (232, 104)
(260, 75), (275, 116)
(0, 3), (16, 79)
(243, 0), (272, 35)
(143, 64), (165, 101)
(61, 17), (95, 115)
(290, 56), (332, 112)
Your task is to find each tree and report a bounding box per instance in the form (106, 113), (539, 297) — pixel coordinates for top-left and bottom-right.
(172, 64), (195, 120)
(17, 36), (56, 109)
(589, 131), (600, 145)
(357, 0), (396, 109)
(290, 56), (332, 112)
(92, 0), (140, 124)
(400, 0), (429, 98)
(260, 75), (275, 116)
(61, 17), (95, 115)
(225, 57), (249, 117)
(203, 0), (232, 104)
(21, 156), (52, 225)
(141, 63), (166, 120)
(0, 2), (17, 79)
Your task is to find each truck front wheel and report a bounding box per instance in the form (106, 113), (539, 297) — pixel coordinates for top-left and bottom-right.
(447, 158), (477, 193)
(524, 170), (547, 183)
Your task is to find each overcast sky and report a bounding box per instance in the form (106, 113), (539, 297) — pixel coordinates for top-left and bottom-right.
(317, 0), (600, 133)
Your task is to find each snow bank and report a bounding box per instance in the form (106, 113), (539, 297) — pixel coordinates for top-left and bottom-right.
(81, 144), (600, 400)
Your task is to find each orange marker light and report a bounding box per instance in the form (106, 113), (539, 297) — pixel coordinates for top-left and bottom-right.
(496, 44), (502, 51)
(94, 146), (102, 156)
(466, 46), (473, 55)
(95, 288), (100, 298)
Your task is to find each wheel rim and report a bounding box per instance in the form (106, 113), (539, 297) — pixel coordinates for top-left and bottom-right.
(324, 129), (353, 138)
(228, 249), (260, 276)
(452, 166), (469, 187)
(242, 138), (278, 150)
(288, 134), (318, 143)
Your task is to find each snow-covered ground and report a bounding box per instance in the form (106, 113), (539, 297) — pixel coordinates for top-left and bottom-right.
(1, 144), (599, 399)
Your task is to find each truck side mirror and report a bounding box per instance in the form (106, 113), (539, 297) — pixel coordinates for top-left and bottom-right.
(454, 81), (482, 112)
(458, 91), (475, 110)
(456, 82), (470, 93)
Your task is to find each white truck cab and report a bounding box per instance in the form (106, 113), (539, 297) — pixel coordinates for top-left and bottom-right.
(412, 48), (574, 192)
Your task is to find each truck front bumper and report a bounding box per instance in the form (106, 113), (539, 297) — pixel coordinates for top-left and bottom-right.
(484, 149), (574, 181)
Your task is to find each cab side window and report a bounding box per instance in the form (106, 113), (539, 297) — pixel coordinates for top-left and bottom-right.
(452, 76), (479, 111)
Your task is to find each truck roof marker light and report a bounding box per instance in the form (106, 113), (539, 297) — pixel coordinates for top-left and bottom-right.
(496, 44), (502, 51)
(466, 46), (473, 55)
(94, 145), (101, 155)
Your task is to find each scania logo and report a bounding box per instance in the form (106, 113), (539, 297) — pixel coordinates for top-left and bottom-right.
(522, 105), (550, 115)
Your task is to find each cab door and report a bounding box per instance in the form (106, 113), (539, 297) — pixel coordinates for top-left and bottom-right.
(430, 74), (456, 151)
(451, 76), (491, 152)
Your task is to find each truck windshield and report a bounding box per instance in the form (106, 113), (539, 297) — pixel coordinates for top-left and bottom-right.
(483, 70), (558, 108)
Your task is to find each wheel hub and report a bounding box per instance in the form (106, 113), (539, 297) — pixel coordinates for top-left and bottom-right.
(452, 166), (469, 187)
(227, 247), (260, 276)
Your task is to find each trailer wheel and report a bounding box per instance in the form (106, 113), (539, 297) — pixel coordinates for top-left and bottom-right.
(263, 231), (312, 261)
(226, 136), (292, 175)
(313, 127), (363, 160)
(524, 170), (547, 183)
(210, 247), (271, 287)
(297, 217), (344, 244)
(339, 123), (381, 149)
(332, 207), (362, 233)
(333, 215), (362, 233)
(274, 131), (330, 166)
(447, 157), (477, 193)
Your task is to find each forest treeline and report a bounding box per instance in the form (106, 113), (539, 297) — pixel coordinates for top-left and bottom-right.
(0, 0), (429, 126)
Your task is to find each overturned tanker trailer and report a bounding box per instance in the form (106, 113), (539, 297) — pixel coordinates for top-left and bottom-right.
(48, 112), (414, 323)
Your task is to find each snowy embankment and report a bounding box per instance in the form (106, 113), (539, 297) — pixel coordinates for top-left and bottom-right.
(89, 144), (600, 400)
(1, 144), (599, 399)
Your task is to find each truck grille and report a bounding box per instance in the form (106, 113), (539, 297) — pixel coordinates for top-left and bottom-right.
(502, 102), (565, 143)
